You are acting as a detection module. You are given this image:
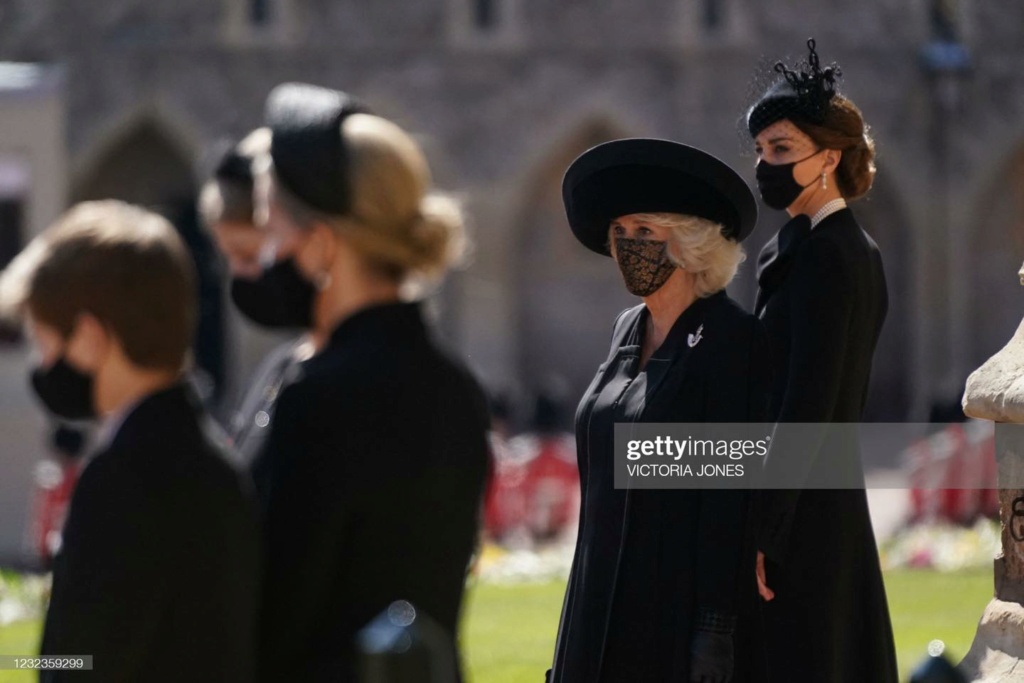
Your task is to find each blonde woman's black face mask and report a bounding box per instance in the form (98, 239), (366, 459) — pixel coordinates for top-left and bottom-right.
(230, 257), (317, 329)
(614, 237), (677, 297)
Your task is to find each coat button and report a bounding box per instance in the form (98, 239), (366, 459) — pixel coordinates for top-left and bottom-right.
(255, 411), (271, 428)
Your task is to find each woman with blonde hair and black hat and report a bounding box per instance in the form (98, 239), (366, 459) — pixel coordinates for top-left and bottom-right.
(247, 83), (491, 682)
(745, 39), (897, 682)
(548, 139), (771, 683)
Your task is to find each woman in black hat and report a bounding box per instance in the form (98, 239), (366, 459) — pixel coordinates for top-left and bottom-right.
(548, 139), (771, 683)
(246, 83), (491, 682)
(745, 40), (897, 682)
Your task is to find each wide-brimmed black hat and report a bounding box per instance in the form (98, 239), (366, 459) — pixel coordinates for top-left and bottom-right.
(562, 138), (758, 255)
(264, 82), (369, 216)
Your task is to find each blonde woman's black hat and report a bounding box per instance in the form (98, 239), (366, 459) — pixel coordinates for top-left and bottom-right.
(264, 82), (369, 216)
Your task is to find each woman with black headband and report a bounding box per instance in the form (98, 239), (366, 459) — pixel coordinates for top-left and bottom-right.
(247, 83), (491, 682)
(746, 40), (898, 681)
(548, 139), (771, 683)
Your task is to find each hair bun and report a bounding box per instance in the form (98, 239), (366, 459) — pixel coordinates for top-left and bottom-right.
(405, 193), (466, 279)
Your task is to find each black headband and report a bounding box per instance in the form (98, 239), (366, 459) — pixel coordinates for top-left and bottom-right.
(264, 82), (369, 216)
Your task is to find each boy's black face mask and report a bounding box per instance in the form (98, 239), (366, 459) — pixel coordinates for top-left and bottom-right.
(30, 356), (96, 421)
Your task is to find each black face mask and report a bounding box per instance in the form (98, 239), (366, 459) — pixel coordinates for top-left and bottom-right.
(614, 237), (678, 297)
(30, 357), (96, 421)
(230, 257), (317, 329)
(755, 150), (822, 210)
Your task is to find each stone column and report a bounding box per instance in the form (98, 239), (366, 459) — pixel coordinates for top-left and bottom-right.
(958, 262), (1024, 682)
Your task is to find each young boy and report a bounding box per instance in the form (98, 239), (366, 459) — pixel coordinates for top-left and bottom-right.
(4, 201), (260, 682)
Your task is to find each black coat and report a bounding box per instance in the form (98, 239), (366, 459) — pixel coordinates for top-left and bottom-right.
(550, 291), (772, 683)
(40, 384), (261, 683)
(255, 301), (491, 682)
(754, 207), (898, 682)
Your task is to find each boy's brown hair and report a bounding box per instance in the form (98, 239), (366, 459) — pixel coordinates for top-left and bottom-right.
(6, 200), (196, 370)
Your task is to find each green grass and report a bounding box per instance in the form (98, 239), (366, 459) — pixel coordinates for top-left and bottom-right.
(462, 580), (565, 683)
(0, 569), (994, 682)
(0, 620), (41, 683)
(460, 569), (994, 682)
(885, 568), (992, 679)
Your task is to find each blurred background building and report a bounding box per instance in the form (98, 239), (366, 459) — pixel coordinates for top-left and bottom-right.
(0, 0), (1021, 563)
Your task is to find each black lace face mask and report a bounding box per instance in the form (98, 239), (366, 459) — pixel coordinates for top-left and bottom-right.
(614, 237), (678, 297)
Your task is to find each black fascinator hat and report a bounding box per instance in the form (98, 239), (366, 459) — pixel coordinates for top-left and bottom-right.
(747, 38), (842, 139)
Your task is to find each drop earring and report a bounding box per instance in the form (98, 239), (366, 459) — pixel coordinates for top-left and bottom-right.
(821, 172), (828, 190)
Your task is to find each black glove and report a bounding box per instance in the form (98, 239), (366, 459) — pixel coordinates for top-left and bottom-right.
(689, 611), (735, 683)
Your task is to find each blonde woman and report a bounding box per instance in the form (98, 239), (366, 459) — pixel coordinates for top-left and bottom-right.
(548, 139), (770, 683)
(249, 83), (490, 682)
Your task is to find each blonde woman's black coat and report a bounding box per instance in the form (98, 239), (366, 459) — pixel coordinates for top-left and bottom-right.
(255, 302), (491, 683)
(754, 207), (898, 682)
(549, 291), (772, 683)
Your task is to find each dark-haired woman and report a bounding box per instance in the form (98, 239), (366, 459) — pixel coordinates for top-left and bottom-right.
(746, 40), (898, 682)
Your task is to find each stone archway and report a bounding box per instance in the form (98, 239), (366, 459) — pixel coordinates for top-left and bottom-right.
(513, 118), (636, 425)
(72, 117), (195, 210)
(968, 143), (1024, 374)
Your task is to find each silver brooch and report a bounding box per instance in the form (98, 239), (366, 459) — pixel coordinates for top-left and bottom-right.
(687, 324), (704, 348)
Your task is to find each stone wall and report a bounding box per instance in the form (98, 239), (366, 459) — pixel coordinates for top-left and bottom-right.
(2, 0), (1024, 559)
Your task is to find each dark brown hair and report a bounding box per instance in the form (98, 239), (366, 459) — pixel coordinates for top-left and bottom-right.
(792, 94), (876, 200)
(198, 178), (255, 227)
(199, 128), (270, 229)
(24, 201), (196, 370)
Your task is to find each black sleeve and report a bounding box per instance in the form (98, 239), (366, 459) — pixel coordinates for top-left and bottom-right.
(256, 384), (351, 681)
(747, 318), (774, 424)
(758, 240), (853, 563)
(41, 460), (167, 681)
(695, 317), (770, 618)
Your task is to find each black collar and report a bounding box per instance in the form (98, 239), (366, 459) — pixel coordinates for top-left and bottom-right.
(326, 301), (427, 349)
(107, 382), (202, 453)
(630, 290), (724, 358)
(755, 214), (813, 316)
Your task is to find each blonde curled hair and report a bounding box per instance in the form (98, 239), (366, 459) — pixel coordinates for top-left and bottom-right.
(628, 212), (746, 297)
